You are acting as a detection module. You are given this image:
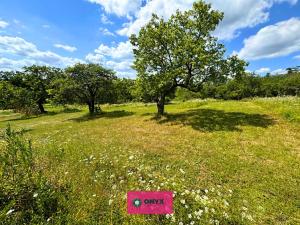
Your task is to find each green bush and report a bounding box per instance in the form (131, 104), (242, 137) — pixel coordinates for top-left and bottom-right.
(0, 125), (70, 224)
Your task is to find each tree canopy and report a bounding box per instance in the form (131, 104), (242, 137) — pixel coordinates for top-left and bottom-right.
(63, 63), (116, 114)
(130, 0), (247, 115)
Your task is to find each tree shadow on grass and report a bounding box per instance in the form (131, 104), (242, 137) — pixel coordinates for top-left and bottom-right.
(154, 109), (275, 132)
(69, 110), (135, 122)
(1, 108), (83, 123)
(0, 111), (58, 122)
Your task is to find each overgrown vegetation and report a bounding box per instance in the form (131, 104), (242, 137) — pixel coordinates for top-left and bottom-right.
(175, 72), (300, 101)
(0, 125), (70, 224)
(0, 98), (299, 224)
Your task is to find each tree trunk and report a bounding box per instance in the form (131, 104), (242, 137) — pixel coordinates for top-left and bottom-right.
(38, 102), (46, 114)
(88, 100), (95, 114)
(156, 95), (165, 116)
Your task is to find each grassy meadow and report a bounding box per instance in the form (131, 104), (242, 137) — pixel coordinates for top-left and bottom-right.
(0, 97), (299, 224)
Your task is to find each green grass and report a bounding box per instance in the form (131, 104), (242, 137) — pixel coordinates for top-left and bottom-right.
(0, 97), (300, 224)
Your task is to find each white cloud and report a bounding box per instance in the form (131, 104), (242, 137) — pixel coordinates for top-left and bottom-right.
(0, 58), (36, 71)
(117, 0), (194, 36)
(101, 14), (113, 24)
(99, 28), (115, 36)
(271, 68), (287, 74)
(0, 36), (82, 70)
(238, 18), (300, 60)
(93, 41), (132, 59)
(54, 44), (77, 52)
(115, 0), (297, 40)
(256, 67), (271, 74)
(294, 55), (300, 59)
(0, 20), (9, 29)
(87, 0), (142, 17)
(85, 41), (135, 78)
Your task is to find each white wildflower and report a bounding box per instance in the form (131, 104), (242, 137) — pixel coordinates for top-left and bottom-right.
(242, 206), (248, 211)
(223, 200), (229, 207)
(223, 212), (229, 218)
(202, 195), (208, 200)
(6, 209), (14, 215)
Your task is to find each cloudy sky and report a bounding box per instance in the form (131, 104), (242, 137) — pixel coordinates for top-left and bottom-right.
(0, 0), (300, 77)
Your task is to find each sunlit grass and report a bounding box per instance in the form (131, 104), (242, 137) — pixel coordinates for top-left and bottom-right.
(0, 97), (299, 224)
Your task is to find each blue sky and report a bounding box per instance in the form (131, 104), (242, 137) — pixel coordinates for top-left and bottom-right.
(0, 0), (300, 78)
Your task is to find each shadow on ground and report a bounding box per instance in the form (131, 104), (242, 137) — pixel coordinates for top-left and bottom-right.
(69, 110), (134, 122)
(154, 109), (275, 132)
(0, 108), (83, 123)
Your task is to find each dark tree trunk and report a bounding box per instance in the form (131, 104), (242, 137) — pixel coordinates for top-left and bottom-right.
(38, 102), (46, 114)
(88, 99), (95, 114)
(156, 94), (165, 116)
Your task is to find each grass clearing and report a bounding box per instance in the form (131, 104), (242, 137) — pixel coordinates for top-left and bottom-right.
(0, 97), (299, 224)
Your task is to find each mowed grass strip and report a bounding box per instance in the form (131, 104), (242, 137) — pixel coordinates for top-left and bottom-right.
(0, 97), (299, 224)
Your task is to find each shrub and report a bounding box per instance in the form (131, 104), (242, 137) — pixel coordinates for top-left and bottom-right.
(0, 125), (70, 224)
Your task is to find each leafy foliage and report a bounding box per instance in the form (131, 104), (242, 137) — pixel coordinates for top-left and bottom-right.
(0, 66), (61, 114)
(0, 125), (70, 224)
(197, 72), (300, 100)
(61, 63), (116, 114)
(130, 1), (247, 115)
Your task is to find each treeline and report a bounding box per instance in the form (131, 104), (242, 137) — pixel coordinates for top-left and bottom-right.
(175, 71), (300, 101)
(0, 64), (136, 115)
(1, 63), (299, 116)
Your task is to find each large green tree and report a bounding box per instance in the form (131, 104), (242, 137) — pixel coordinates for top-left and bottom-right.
(0, 66), (59, 114)
(22, 65), (61, 113)
(130, 1), (247, 115)
(64, 64), (116, 114)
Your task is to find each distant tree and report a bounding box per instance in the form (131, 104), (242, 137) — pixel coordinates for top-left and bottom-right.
(130, 1), (247, 116)
(21, 66), (60, 113)
(112, 78), (136, 103)
(64, 64), (116, 114)
(0, 66), (59, 114)
(0, 81), (16, 109)
(287, 66), (300, 74)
